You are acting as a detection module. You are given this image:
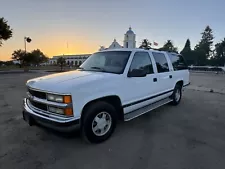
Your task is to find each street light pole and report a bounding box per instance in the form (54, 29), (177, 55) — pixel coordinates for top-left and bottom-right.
(24, 36), (32, 53)
(24, 37), (27, 53)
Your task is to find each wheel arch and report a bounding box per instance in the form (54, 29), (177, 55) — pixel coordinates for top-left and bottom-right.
(175, 80), (184, 88)
(80, 95), (124, 124)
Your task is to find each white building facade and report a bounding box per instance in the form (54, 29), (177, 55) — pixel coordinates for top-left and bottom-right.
(48, 54), (91, 66)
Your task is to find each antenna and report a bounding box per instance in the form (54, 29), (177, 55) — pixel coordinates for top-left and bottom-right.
(66, 42), (69, 53)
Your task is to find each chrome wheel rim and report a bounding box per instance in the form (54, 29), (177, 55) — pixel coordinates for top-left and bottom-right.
(175, 89), (181, 102)
(92, 112), (112, 136)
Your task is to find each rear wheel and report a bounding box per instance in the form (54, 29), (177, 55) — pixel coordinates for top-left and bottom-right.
(170, 84), (182, 105)
(81, 101), (117, 143)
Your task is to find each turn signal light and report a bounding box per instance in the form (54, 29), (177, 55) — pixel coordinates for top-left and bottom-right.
(64, 108), (73, 116)
(63, 96), (72, 103)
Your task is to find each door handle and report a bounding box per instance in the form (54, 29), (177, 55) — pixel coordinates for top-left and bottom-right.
(153, 78), (157, 82)
(169, 75), (172, 79)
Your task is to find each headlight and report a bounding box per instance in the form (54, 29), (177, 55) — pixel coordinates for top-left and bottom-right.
(47, 94), (72, 103)
(48, 106), (73, 116)
(48, 106), (64, 114)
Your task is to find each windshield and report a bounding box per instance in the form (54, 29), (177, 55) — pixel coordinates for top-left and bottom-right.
(79, 51), (131, 74)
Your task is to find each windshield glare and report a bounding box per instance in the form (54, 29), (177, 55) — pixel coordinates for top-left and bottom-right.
(80, 51), (131, 74)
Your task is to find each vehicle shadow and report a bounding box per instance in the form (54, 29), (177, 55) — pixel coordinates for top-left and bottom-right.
(35, 123), (81, 139)
(34, 102), (183, 143)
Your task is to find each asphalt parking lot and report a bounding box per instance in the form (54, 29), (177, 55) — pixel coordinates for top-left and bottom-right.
(0, 71), (225, 169)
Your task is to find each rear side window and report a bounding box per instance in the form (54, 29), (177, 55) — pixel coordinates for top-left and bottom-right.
(152, 52), (169, 73)
(168, 53), (188, 70)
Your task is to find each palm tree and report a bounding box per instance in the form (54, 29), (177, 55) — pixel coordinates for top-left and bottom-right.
(139, 39), (151, 50)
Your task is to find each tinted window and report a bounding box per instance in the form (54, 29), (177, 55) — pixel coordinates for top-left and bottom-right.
(80, 51), (131, 74)
(168, 53), (188, 70)
(152, 52), (169, 73)
(129, 52), (154, 74)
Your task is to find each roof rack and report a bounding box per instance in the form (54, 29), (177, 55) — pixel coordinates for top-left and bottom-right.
(144, 48), (179, 54)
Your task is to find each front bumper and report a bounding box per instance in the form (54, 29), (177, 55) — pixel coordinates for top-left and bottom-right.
(23, 98), (80, 132)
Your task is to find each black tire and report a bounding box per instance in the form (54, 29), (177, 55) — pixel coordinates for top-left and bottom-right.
(81, 101), (117, 143)
(170, 84), (182, 105)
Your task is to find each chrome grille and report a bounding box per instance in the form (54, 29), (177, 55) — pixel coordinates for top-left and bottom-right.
(28, 88), (46, 99)
(29, 99), (48, 111)
(27, 87), (47, 111)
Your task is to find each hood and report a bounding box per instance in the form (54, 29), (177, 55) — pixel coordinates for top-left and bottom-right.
(26, 70), (118, 93)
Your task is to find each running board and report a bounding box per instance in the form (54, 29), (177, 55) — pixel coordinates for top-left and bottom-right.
(124, 98), (172, 121)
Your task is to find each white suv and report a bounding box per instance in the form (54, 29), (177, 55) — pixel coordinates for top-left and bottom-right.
(23, 48), (190, 143)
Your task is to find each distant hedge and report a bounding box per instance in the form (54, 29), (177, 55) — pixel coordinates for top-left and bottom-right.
(189, 67), (224, 72)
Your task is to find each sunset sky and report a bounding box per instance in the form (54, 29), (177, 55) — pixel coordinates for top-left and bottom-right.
(0, 0), (225, 61)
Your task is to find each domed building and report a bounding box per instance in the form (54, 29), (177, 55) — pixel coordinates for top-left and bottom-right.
(99, 27), (136, 51)
(123, 27), (136, 48)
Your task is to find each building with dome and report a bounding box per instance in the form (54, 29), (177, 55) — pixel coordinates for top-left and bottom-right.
(48, 27), (136, 66)
(100, 27), (136, 51)
(123, 27), (136, 48)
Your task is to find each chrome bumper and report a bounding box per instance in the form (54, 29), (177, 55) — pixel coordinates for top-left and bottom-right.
(23, 98), (80, 132)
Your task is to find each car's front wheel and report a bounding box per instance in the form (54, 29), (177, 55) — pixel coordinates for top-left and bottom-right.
(81, 101), (117, 143)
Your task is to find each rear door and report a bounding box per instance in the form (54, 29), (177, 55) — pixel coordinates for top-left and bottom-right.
(151, 51), (174, 93)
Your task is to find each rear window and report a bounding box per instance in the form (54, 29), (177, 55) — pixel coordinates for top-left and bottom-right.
(168, 53), (188, 70)
(152, 52), (169, 73)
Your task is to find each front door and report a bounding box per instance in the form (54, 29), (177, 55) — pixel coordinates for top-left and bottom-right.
(122, 51), (158, 114)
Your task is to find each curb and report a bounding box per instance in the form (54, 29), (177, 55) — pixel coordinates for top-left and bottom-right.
(186, 85), (225, 95)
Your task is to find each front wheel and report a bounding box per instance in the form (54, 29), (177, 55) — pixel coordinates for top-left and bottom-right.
(170, 84), (182, 105)
(81, 101), (117, 143)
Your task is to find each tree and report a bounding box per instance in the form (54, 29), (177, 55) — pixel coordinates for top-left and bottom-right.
(0, 60), (4, 65)
(0, 17), (13, 46)
(12, 49), (48, 67)
(212, 38), (225, 66)
(57, 57), (66, 71)
(139, 39), (151, 50)
(12, 49), (32, 70)
(30, 49), (48, 65)
(180, 39), (194, 65)
(194, 26), (214, 65)
(4, 61), (14, 66)
(181, 39), (191, 53)
(159, 40), (178, 53)
(12, 49), (27, 64)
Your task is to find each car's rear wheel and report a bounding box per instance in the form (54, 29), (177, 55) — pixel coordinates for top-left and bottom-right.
(81, 101), (117, 143)
(170, 84), (182, 105)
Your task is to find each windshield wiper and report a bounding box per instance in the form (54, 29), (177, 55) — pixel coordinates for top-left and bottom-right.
(90, 66), (106, 72)
(76, 67), (86, 71)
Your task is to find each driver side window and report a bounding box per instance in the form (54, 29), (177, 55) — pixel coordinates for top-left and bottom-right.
(129, 52), (154, 74)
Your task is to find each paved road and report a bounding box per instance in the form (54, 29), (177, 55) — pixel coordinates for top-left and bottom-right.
(0, 72), (225, 169)
(190, 72), (225, 93)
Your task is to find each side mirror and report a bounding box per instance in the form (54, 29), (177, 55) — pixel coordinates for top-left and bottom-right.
(128, 69), (147, 77)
